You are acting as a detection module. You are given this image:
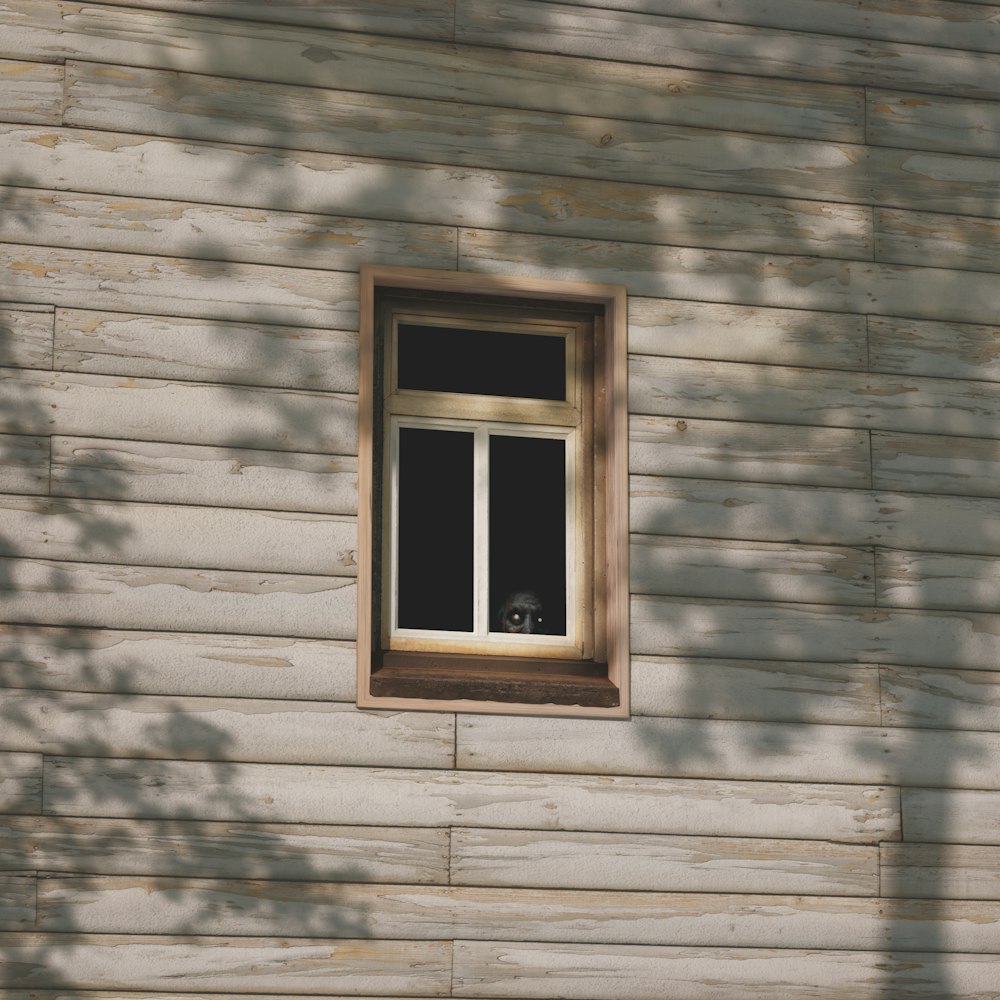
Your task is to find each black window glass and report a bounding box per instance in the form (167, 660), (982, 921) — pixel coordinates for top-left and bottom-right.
(397, 324), (566, 400)
(489, 435), (567, 636)
(397, 427), (474, 631)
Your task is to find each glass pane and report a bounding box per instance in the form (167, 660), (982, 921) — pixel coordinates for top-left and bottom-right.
(489, 435), (567, 636)
(397, 323), (566, 400)
(397, 427), (474, 631)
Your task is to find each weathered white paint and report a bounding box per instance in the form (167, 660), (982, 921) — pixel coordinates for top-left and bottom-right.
(0, 753), (42, 813)
(0, 59), (62, 125)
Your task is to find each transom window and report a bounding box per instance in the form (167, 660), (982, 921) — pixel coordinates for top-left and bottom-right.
(357, 266), (629, 717)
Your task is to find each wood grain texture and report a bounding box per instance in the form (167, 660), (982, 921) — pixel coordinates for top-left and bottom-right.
(52, 309), (359, 391)
(902, 788), (1000, 845)
(0, 368), (358, 454)
(869, 314), (1000, 383)
(459, 229), (1000, 328)
(0, 185), (456, 275)
(2, 242), (363, 332)
(878, 548), (1000, 613)
(0, 752), (41, 813)
(450, 828), (878, 896)
(455, 0), (1000, 96)
(93, 0), (457, 38)
(0, 556), (355, 639)
(457, 712), (1000, 789)
(0, 932), (450, 992)
(0, 624), (356, 701)
(41, 757), (901, 843)
(869, 88), (1000, 157)
(881, 665), (1000, 731)
(0, 304), (53, 369)
(0, 125), (870, 258)
(0, 59), (62, 124)
(51, 436), (357, 514)
(0, 875), (34, 929)
(882, 843), (1000, 899)
(630, 353), (1000, 438)
(0, 689), (453, 767)
(630, 475), (1000, 558)
(626, 296), (867, 370)
(0, 815), (449, 883)
(452, 940), (1000, 999)
(873, 430), (1000, 498)
(1, 4), (864, 141)
(875, 207), (1000, 274)
(629, 593), (1000, 672)
(628, 415), (870, 488)
(631, 656), (880, 725)
(0, 494), (357, 576)
(34, 878), (1000, 951)
(630, 534), (875, 606)
(0, 433), (48, 494)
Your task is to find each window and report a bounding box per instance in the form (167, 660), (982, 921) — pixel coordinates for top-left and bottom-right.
(357, 266), (629, 717)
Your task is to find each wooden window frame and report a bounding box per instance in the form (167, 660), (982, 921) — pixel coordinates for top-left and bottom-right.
(357, 265), (629, 718)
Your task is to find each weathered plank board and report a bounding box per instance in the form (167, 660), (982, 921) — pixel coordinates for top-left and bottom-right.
(0, 368), (358, 454)
(455, 0), (1000, 97)
(876, 207), (1000, 274)
(630, 353), (1000, 438)
(629, 593), (1000, 673)
(0, 125), (870, 258)
(878, 548), (1000, 614)
(881, 665), (1000, 732)
(902, 788), (1000, 845)
(3, 243), (362, 329)
(631, 656), (880, 725)
(459, 229), (1000, 328)
(0, 434), (47, 494)
(0, 303), (53, 369)
(450, 828), (878, 896)
(626, 296), (867, 370)
(882, 843), (1000, 900)
(452, 940), (1000, 1000)
(0, 624), (356, 701)
(94, 0), (456, 37)
(0, 59), (62, 125)
(631, 475), (1000, 558)
(546, 0), (1000, 54)
(0, 814), (449, 883)
(873, 430), (1000, 498)
(869, 314), (1000, 383)
(0, 186), (457, 274)
(0, 689), (452, 767)
(456, 712), (1000, 789)
(41, 758), (901, 843)
(0, 752), (41, 813)
(53, 309), (358, 391)
(0, 875), (34, 929)
(0, 933), (450, 992)
(0, 494), (357, 576)
(630, 534), (875, 606)
(35, 878), (1000, 951)
(51, 436), (357, 514)
(1, 3), (864, 142)
(0, 556), (355, 639)
(869, 88), (1000, 158)
(628, 415), (870, 488)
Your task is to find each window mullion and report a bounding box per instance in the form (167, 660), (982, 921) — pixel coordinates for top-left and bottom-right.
(474, 426), (490, 638)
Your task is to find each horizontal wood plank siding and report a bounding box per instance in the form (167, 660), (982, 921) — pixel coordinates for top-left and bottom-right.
(2, 0), (998, 993)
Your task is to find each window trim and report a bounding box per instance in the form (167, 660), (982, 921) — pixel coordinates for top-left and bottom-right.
(357, 264), (629, 718)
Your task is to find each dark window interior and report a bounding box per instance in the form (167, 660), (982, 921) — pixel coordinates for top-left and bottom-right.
(489, 435), (567, 636)
(397, 323), (566, 400)
(397, 427), (474, 631)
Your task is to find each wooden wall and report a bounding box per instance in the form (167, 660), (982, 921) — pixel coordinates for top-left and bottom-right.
(2, 1), (1000, 996)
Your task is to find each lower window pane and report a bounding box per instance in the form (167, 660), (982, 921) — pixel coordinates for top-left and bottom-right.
(489, 435), (567, 636)
(397, 427), (474, 631)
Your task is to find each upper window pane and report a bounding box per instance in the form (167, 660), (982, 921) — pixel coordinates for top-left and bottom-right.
(397, 323), (566, 400)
